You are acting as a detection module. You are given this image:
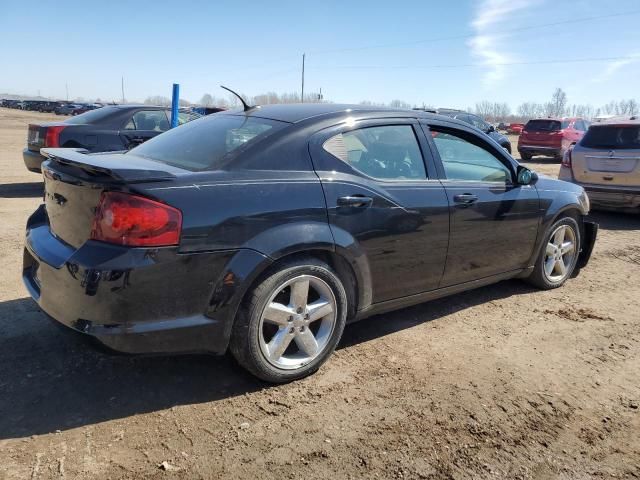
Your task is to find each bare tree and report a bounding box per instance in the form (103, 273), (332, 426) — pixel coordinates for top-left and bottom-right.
(388, 99), (412, 109)
(144, 96), (171, 106)
(549, 88), (568, 117)
(200, 93), (214, 106)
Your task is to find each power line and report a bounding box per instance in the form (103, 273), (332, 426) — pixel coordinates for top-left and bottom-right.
(307, 10), (640, 55)
(306, 55), (640, 70)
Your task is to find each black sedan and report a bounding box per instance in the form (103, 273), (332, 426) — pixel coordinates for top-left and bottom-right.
(23, 105), (201, 172)
(23, 104), (597, 382)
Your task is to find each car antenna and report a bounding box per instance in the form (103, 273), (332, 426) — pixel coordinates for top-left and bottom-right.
(220, 85), (257, 112)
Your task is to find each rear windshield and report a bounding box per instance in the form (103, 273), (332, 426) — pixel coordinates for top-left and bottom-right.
(581, 125), (640, 149)
(129, 114), (287, 171)
(64, 106), (118, 124)
(525, 120), (567, 131)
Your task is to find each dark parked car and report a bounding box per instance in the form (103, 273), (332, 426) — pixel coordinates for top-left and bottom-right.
(23, 104), (597, 383)
(435, 109), (513, 153)
(72, 103), (103, 115)
(54, 103), (82, 115)
(23, 104), (201, 172)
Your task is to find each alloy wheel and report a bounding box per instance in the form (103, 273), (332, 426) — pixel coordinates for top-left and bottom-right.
(258, 275), (337, 370)
(543, 224), (577, 282)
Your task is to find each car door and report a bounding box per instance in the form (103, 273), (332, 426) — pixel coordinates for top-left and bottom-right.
(423, 121), (540, 287)
(309, 119), (450, 303)
(120, 109), (170, 149)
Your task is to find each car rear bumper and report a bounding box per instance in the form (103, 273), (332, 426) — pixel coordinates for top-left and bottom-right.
(558, 176), (640, 210)
(22, 204), (270, 355)
(518, 145), (562, 157)
(23, 148), (45, 173)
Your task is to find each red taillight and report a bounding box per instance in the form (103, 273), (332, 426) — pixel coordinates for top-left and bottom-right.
(44, 126), (66, 147)
(90, 192), (182, 247)
(561, 147), (572, 168)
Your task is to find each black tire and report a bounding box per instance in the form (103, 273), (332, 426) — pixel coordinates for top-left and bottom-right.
(519, 150), (532, 161)
(229, 257), (347, 383)
(526, 216), (581, 290)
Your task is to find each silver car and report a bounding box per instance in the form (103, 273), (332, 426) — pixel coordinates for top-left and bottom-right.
(559, 117), (640, 212)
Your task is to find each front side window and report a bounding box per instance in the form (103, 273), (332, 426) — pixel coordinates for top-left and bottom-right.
(431, 130), (512, 183)
(125, 110), (170, 131)
(323, 125), (427, 180)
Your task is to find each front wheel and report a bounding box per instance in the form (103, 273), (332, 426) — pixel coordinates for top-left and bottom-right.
(230, 258), (347, 383)
(526, 216), (581, 289)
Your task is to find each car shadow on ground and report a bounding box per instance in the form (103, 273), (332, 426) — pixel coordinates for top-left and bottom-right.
(0, 182), (43, 198)
(0, 279), (537, 440)
(588, 210), (640, 231)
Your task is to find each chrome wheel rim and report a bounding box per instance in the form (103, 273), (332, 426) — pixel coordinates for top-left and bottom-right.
(544, 225), (577, 282)
(258, 275), (337, 370)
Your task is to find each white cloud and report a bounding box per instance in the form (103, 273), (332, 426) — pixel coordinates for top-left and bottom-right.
(593, 54), (640, 83)
(468, 0), (538, 85)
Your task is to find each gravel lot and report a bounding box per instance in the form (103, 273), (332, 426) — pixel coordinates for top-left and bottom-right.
(0, 108), (638, 479)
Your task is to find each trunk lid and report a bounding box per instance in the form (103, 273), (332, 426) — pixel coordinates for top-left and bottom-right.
(571, 125), (640, 186)
(521, 119), (566, 147)
(41, 148), (182, 248)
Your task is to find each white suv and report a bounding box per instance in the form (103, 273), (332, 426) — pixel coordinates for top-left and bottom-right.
(559, 117), (640, 212)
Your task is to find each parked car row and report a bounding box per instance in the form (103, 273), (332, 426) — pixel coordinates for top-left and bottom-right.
(0, 98), (106, 114)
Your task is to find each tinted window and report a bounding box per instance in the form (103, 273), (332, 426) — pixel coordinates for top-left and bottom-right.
(130, 115), (286, 171)
(467, 114), (489, 131)
(525, 120), (562, 132)
(175, 111), (202, 125)
(574, 120), (586, 131)
(431, 130), (511, 182)
(125, 110), (170, 131)
(323, 125), (427, 180)
(581, 126), (640, 149)
(63, 106), (117, 124)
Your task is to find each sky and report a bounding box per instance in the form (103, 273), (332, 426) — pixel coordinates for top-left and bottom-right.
(2, 0), (640, 110)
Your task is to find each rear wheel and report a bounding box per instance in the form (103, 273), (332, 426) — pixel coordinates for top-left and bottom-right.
(526, 216), (581, 289)
(230, 258), (347, 383)
(519, 150), (532, 161)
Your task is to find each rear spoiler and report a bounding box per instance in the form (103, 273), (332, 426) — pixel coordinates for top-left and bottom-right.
(41, 148), (177, 183)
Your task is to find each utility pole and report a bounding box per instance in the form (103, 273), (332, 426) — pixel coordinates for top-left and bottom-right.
(121, 76), (125, 104)
(301, 53), (305, 103)
(65, 83), (69, 101)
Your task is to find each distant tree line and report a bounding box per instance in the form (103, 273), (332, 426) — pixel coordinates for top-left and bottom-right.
(474, 88), (638, 123)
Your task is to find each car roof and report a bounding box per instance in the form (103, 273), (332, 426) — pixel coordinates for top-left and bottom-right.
(527, 117), (581, 122)
(592, 117), (640, 126)
(219, 103), (443, 124)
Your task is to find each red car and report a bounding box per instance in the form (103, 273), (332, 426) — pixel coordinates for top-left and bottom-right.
(518, 117), (588, 161)
(507, 123), (525, 135)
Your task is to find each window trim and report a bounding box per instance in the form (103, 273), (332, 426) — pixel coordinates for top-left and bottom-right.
(421, 121), (518, 184)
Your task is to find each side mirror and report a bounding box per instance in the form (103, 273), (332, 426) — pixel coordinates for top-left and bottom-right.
(517, 166), (538, 185)
(487, 125), (495, 133)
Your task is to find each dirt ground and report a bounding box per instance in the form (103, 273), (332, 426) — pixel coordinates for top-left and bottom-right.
(0, 108), (638, 480)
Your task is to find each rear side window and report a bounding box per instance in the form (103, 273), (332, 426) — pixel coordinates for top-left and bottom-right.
(129, 115), (286, 171)
(525, 120), (562, 132)
(125, 110), (170, 131)
(581, 126), (640, 149)
(323, 125), (427, 180)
